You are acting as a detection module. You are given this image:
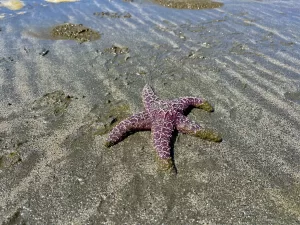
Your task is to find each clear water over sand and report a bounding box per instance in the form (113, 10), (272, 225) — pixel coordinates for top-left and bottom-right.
(1, 0), (300, 224)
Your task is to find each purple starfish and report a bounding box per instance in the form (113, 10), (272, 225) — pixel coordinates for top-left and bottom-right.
(105, 84), (221, 171)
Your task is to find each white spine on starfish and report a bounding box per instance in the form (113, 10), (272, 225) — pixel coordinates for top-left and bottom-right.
(142, 84), (160, 113)
(107, 111), (151, 144)
(152, 117), (174, 159)
(175, 114), (202, 134)
(171, 97), (206, 112)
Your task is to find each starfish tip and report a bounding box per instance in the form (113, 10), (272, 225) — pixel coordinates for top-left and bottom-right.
(143, 84), (152, 91)
(104, 141), (114, 148)
(197, 101), (214, 112)
(155, 156), (177, 174)
(195, 130), (222, 142)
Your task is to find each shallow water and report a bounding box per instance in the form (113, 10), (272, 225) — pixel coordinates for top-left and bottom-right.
(1, 0), (300, 224)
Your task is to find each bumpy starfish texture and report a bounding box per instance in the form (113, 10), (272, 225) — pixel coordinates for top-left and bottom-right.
(105, 84), (221, 171)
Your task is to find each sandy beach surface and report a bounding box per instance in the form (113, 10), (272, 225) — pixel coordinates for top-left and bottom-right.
(1, 0), (300, 224)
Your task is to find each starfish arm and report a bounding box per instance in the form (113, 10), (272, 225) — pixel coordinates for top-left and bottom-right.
(105, 111), (151, 147)
(142, 84), (160, 111)
(152, 119), (174, 159)
(176, 114), (222, 142)
(172, 97), (214, 112)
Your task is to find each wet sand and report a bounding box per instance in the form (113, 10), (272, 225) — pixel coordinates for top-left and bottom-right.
(1, 0), (300, 224)
(152, 0), (223, 9)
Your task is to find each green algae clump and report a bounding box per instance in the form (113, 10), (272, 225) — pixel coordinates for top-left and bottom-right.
(51, 23), (100, 43)
(197, 101), (214, 112)
(153, 0), (223, 9)
(32, 90), (73, 117)
(155, 155), (176, 175)
(0, 151), (22, 169)
(90, 102), (131, 136)
(195, 129), (222, 142)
